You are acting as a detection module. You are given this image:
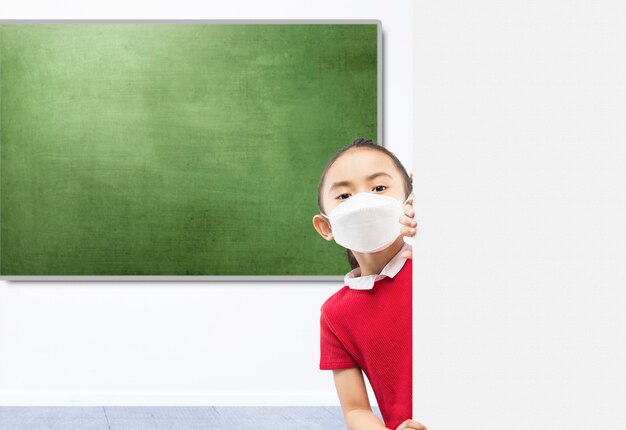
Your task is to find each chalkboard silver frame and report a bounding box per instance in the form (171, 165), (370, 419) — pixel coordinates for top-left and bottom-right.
(0, 19), (383, 281)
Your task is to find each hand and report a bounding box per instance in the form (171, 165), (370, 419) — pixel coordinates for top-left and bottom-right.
(395, 418), (427, 430)
(399, 171), (416, 260)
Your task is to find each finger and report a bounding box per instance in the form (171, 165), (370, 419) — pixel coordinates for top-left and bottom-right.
(399, 213), (418, 228)
(396, 419), (426, 430)
(400, 226), (416, 238)
(399, 213), (414, 227)
(396, 419), (419, 430)
(400, 250), (413, 260)
(398, 213), (409, 226)
(410, 420), (426, 430)
(403, 203), (415, 218)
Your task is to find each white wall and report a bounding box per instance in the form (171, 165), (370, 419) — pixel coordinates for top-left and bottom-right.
(413, 1), (626, 428)
(0, 1), (413, 405)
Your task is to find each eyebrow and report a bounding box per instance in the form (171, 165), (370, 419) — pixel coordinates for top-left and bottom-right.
(328, 172), (393, 192)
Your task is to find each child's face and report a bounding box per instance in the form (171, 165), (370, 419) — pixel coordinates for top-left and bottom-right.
(312, 148), (407, 241)
(321, 148), (406, 216)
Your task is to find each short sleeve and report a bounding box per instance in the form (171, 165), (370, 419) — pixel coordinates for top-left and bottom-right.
(319, 311), (359, 370)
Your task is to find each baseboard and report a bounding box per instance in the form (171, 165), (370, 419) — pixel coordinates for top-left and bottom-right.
(0, 391), (360, 406)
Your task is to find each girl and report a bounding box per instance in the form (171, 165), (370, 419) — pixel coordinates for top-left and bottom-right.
(312, 138), (425, 430)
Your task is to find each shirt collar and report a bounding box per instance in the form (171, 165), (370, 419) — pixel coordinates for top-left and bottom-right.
(344, 242), (412, 290)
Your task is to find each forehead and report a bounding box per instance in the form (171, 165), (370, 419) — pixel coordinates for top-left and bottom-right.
(325, 149), (398, 189)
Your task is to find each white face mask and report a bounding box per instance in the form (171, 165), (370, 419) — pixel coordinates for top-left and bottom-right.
(320, 190), (413, 253)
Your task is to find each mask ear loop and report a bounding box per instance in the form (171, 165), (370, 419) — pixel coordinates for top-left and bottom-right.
(402, 178), (415, 246)
(320, 211), (332, 233)
(320, 212), (332, 232)
(403, 180), (414, 205)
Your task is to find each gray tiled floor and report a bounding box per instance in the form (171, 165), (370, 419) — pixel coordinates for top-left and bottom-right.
(0, 406), (384, 430)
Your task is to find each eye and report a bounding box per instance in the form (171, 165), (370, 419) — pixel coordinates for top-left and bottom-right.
(373, 185), (387, 192)
(336, 193), (351, 200)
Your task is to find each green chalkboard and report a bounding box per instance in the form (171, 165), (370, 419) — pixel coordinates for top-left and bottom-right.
(0, 22), (379, 278)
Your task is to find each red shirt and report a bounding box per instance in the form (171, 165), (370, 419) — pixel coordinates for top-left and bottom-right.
(319, 257), (412, 430)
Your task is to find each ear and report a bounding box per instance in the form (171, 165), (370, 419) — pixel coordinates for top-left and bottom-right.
(312, 214), (334, 241)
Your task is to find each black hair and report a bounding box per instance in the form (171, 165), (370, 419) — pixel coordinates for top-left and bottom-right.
(317, 138), (412, 270)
